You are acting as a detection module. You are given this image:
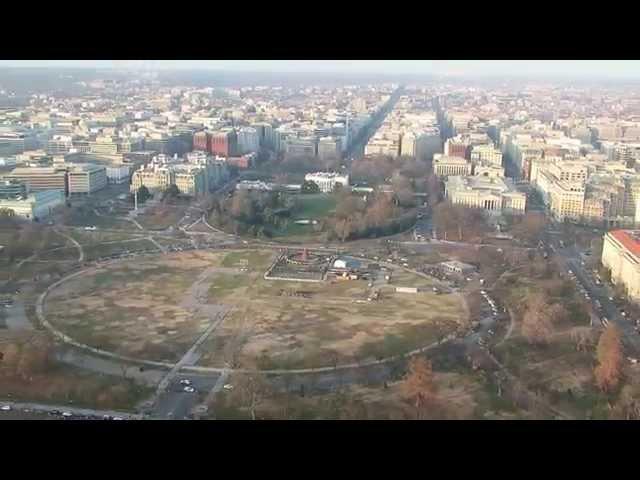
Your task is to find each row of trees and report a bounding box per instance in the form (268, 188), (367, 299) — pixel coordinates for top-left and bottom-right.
(213, 355), (446, 420)
(351, 154), (430, 187)
(0, 336), (55, 381)
(432, 202), (491, 242)
(325, 191), (416, 242)
(521, 292), (568, 345)
(504, 211), (547, 245)
(0, 221), (60, 264)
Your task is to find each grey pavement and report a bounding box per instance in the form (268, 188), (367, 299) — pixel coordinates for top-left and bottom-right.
(3, 300), (32, 331)
(55, 347), (167, 387)
(0, 399), (141, 420)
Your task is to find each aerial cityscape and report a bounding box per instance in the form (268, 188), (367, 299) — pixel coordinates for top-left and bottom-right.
(2, 60), (640, 420)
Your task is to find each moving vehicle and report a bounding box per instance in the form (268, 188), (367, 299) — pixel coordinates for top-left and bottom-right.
(84, 225), (97, 231)
(1, 405), (11, 411)
(223, 384), (234, 391)
(183, 386), (196, 393)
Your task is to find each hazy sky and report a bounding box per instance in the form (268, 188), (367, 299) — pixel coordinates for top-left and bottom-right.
(1, 60), (640, 78)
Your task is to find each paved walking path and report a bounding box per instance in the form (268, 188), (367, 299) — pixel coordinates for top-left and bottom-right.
(54, 228), (84, 262)
(147, 236), (166, 253)
(149, 311), (229, 409)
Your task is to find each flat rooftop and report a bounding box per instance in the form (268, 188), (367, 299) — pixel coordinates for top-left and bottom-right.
(610, 230), (640, 259)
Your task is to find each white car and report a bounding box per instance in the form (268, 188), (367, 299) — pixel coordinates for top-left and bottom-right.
(179, 379), (192, 386)
(112, 416), (124, 421)
(84, 226), (97, 231)
(223, 384), (234, 391)
(62, 412), (72, 418)
(1, 405), (11, 411)
(628, 357), (639, 365)
(183, 386), (196, 393)
(480, 290), (487, 295)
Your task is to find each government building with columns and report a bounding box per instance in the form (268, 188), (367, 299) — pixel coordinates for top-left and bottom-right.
(433, 154), (473, 178)
(444, 175), (527, 214)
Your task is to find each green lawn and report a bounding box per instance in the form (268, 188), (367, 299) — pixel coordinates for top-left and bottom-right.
(274, 194), (336, 238)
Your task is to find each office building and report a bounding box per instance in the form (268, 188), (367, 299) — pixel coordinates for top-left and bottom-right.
(0, 189), (65, 220)
(317, 137), (341, 161)
(602, 230), (640, 303)
(66, 164), (108, 195)
(237, 127), (260, 154)
(105, 165), (130, 184)
(0, 133), (25, 156)
(433, 154), (473, 178)
(445, 175), (526, 214)
(7, 166), (68, 195)
(470, 144), (503, 167)
(285, 137), (317, 158)
(210, 130), (237, 157)
(0, 178), (28, 199)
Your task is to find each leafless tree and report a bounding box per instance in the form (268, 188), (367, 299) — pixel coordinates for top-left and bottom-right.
(595, 325), (623, 392)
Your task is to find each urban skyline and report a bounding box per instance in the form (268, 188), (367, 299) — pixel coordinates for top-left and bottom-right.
(2, 60), (640, 79)
(3, 63), (640, 421)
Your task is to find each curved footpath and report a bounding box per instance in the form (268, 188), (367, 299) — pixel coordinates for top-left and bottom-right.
(36, 247), (467, 376)
(32, 229), (574, 419)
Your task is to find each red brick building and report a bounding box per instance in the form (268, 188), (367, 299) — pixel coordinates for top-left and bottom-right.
(193, 131), (210, 152)
(210, 130), (238, 157)
(445, 140), (470, 159)
(226, 154), (255, 170)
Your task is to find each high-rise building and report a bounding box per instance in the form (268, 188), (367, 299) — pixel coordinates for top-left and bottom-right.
(317, 137), (341, 161)
(210, 130), (237, 157)
(193, 131), (210, 152)
(237, 127), (260, 154)
(66, 164), (108, 195)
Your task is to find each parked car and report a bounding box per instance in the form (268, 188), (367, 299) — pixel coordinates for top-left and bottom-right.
(1, 405), (11, 411)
